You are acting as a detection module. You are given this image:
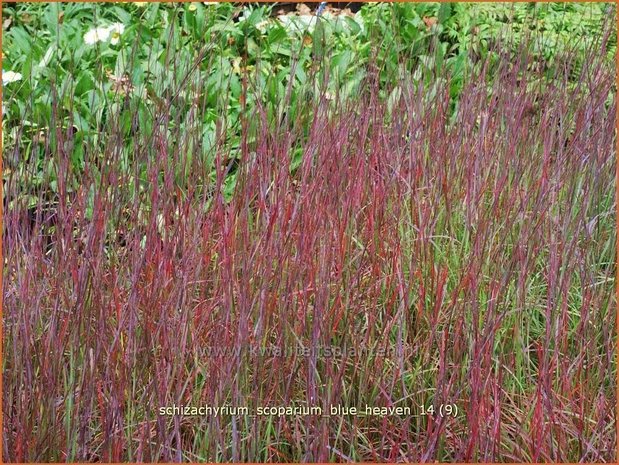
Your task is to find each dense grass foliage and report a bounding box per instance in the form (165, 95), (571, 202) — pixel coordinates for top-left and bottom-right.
(2, 2), (617, 463)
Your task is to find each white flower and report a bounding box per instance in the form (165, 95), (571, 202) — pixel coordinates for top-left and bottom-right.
(84, 26), (111, 45)
(84, 23), (125, 46)
(188, 3), (198, 12)
(255, 20), (271, 33)
(108, 23), (125, 45)
(278, 14), (317, 33)
(2, 71), (23, 85)
(135, 2), (147, 6)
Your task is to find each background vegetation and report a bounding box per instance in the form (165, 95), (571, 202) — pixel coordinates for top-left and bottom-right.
(2, 1), (615, 191)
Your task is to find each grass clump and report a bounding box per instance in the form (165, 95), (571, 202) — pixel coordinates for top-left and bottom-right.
(2, 2), (616, 463)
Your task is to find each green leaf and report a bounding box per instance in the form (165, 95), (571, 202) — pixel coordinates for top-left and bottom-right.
(343, 16), (362, 35)
(438, 2), (453, 24)
(8, 26), (32, 56)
